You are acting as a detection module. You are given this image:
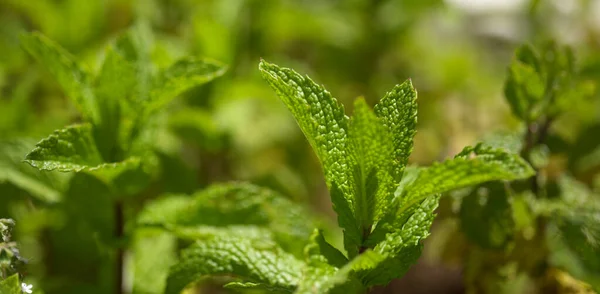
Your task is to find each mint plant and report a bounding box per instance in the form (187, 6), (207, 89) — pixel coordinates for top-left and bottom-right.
(0, 219), (29, 294)
(455, 42), (600, 293)
(149, 61), (534, 293)
(16, 27), (226, 293)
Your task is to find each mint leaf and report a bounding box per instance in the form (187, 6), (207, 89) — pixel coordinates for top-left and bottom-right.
(304, 229), (348, 268)
(20, 32), (97, 122)
(165, 234), (303, 294)
(544, 176), (600, 290)
(399, 144), (534, 214)
(348, 98), (395, 239)
(138, 183), (316, 253)
(0, 274), (20, 294)
(359, 195), (440, 286)
(295, 229), (365, 294)
(373, 80), (418, 180)
(93, 46), (136, 161)
(132, 228), (177, 294)
(148, 58), (227, 113)
(0, 139), (68, 203)
(460, 182), (515, 249)
(504, 42), (590, 122)
(25, 124), (103, 172)
(259, 60), (360, 255)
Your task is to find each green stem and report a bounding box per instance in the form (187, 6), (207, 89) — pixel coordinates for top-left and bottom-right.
(115, 201), (124, 294)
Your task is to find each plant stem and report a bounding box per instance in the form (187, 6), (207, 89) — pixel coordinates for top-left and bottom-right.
(115, 201), (124, 294)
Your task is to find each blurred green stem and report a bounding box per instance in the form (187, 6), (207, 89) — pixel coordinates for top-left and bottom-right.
(115, 201), (124, 294)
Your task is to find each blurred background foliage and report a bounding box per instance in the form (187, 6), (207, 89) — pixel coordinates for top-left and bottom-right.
(1, 0), (600, 293)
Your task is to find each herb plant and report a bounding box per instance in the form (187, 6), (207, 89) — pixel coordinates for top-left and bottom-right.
(454, 42), (600, 293)
(139, 61), (534, 293)
(3, 28), (226, 294)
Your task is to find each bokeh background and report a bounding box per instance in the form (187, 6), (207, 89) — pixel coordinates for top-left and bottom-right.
(1, 0), (600, 293)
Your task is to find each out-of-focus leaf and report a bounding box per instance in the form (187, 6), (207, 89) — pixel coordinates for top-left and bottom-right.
(0, 139), (68, 203)
(20, 32), (97, 122)
(138, 183), (316, 254)
(0, 274), (20, 294)
(148, 58), (227, 113)
(24, 123), (103, 172)
(396, 144), (534, 217)
(460, 182), (515, 249)
(542, 176), (600, 290)
(132, 228), (177, 294)
(165, 234), (303, 294)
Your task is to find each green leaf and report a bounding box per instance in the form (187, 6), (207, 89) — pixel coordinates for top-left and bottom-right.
(398, 144), (534, 216)
(373, 80), (418, 180)
(347, 98), (395, 240)
(132, 228), (177, 294)
(304, 229), (348, 268)
(259, 60), (360, 255)
(459, 182), (515, 249)
(0, 139), (68, 203)
(148, 58), (227, 113)
(295, 229), (365, 294)
(165, 234), (303, 294)
(0, 274), (21, 294)
(138, 183), (316, 254)
(93, 46), (136, 161)
(24, 124), (104, 172)
(504, 42), (588, 122)
(20, 32), (97, 122)
(544, 176), (600, 290)
(358, 195), (440, 286)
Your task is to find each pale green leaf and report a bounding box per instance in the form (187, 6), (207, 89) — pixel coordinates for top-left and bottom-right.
(295, 229), (364, 294)
(93, 46), (136, 160)
(24, 124), (103, 172)
(20, 32), (97, 122)
(373, 80), (417, 180)
(148, 58), (227, 113)
(137, 183), (315, 254)
(358, 195), (440, 286)
(165, 234), (303, 294)
(0, 274), (21, 294)
(398, 144), (534, 215)
(132, 228), (177, 294)
(544, 176), (600, 290)
(0, 140), (68, 203)
(259, 60), (360, 257)
(348, 98), (395, 242)
(459, 182), (515, 249)
(304, 229), (348, 268)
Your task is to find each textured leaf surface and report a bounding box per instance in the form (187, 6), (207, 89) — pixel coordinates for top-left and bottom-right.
(138, 183), (315, 253)
(259, 60), (360, 254)
(373, 80), (417, 180)
(165, 235), (303, 294)
(20, 32), (97, 122)
(149, 58), (227, 113)
(399, 144), (534, 214)
(0, 274), (20, 294)
(348, 98), (395, 240)
(24, 124), (103, 172)
(358, 195), (440, 286)
(295, 230), (364, 294)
